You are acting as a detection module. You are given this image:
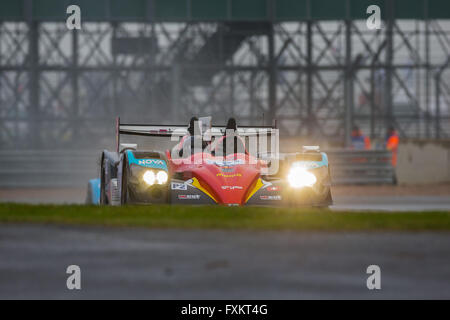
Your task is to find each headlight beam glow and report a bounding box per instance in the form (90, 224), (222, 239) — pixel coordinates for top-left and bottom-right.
(156, 170), (168, 184)
(287, 167), (317, 188)
(143, 170), (156, 185)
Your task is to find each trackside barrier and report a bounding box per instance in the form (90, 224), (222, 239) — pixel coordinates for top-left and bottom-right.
(0, 150), (99, 187)
(325, 150), (394, 185)
(0, 149), (394, 187)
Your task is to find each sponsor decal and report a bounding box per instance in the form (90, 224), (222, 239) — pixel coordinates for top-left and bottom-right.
(138, 159), (164, 166)
(127, 151), (168, 170)
(171, 182), (187, 190)
(178, 194), (200, 200)
(206, 159), (245, 167)
(216, 173), (242, 178)
(220, 166), (235, 173)
(260, 195), (282, 201)
(266, 186), (281, 192)
(221, 186), (243, 190)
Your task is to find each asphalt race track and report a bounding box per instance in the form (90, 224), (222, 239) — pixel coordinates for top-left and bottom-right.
(0, 224), (449, 299)
(332, 195), (450, 211)
(1, 186), (449, 299)
(1, 187), (450, 211)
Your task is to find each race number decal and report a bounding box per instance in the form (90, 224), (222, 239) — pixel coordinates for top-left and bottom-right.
(171, 182), (187, 190)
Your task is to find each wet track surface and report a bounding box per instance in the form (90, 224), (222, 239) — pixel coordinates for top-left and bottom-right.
(1, 187), (450, 211)
(1, 186), (449, 299)
(0, 224), (450, 299)
(332, 195), (450, 211)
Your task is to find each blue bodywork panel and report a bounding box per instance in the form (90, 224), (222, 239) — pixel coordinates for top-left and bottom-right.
(88, 178), (101, 205)
(292, 152), (329, 170)
(320, 152), (329, 167)
(126, 150), (168, 171)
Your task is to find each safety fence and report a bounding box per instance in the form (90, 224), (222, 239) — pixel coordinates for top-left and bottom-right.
(0, 150), (99, 187)
(326, 150), (394, 185)
(0, 149), (394, 187)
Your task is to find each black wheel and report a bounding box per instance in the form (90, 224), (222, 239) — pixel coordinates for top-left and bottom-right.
(100, 157), (108, 205)
(121, 154), (129, 204)
(311, 189), (333, 209)
(324, 189), (333, 205)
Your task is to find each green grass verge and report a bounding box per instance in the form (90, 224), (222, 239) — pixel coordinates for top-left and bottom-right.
(0, 203), (449, 231)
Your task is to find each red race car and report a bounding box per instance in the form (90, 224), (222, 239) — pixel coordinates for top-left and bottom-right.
(86, 118), (332, 207)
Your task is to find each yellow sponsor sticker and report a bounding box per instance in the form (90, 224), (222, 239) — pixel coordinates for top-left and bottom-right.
(216, 173), (242, 178)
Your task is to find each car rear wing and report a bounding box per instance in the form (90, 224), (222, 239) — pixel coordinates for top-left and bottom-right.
(115, 117), (278, 152)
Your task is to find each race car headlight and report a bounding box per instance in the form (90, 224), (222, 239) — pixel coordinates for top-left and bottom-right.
(156, 170), (168, 184)
(143, 170), (156, 185)
(287, 167), (317, 188)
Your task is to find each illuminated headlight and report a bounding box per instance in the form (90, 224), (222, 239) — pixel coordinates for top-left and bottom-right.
(287, 167), (317, 188)
(143, 170), (156, 185)
(156, 171), (168, 184)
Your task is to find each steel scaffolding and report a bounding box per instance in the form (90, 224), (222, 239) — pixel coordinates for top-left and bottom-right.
(0, 0), (450, 148)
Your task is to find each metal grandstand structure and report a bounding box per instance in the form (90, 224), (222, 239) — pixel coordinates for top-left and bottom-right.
(1, 0), (450, 149)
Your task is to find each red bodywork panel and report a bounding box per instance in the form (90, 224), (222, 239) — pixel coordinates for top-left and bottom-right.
(167, 151), (266, 205)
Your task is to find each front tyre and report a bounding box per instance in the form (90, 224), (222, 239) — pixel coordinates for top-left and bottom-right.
(100, 156), (108, 205)
(121, 155), (129, 205)
(313, 189), (333, 209)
